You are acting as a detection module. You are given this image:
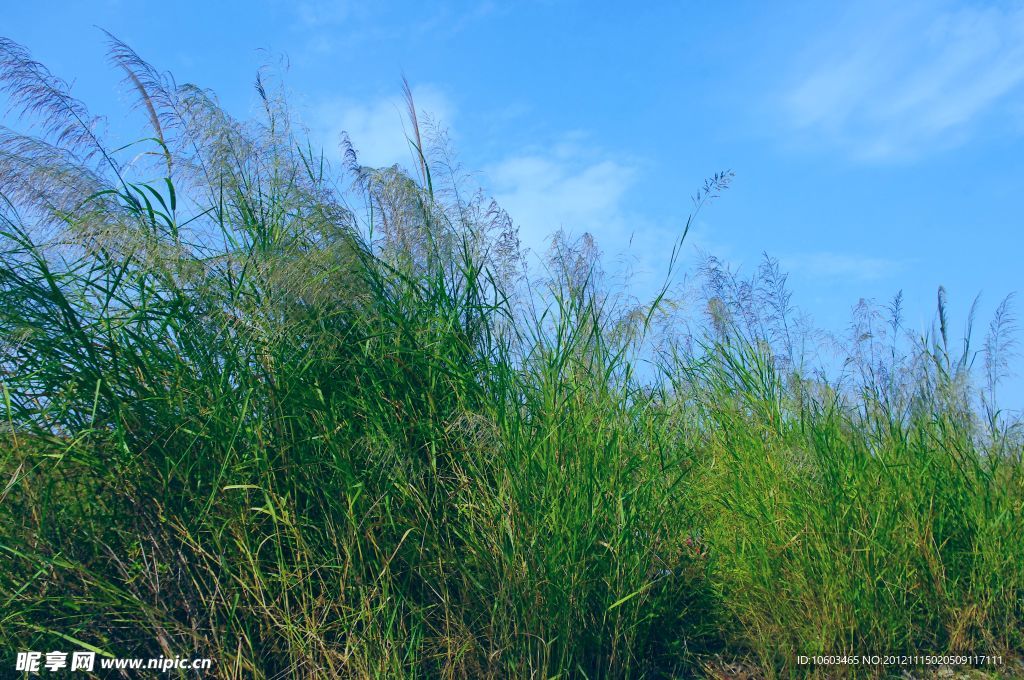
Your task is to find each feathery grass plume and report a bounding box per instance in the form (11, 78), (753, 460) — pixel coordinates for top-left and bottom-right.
(985, 294), (1018, 403)
(0, 37), (111, 165)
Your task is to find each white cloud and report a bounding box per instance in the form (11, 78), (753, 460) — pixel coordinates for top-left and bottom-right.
(783, 1), (1024, 159)
(485, 141), (638, 251)
(293, 0), (355, 27)
(286, 2), (499, 57)
(310, 95), (646, 274)
(782, 252), (905, 282)
(310, 86), (454, 171)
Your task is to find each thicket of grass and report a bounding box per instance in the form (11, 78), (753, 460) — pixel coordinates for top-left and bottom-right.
(1, 36), (1022, 678)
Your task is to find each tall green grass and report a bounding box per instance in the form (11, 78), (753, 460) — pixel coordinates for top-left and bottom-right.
(1, 36), (1022, 678)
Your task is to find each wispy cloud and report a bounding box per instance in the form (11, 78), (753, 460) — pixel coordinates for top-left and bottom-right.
(310, 86), (454, 170)
(293, 0), (355, 27)
(783, 1), (1024, 160)
(311, 94), (643, 268)
(485, 139), (638, 251)
(287, 1), (498, 57)
(782, 252), (906, 282)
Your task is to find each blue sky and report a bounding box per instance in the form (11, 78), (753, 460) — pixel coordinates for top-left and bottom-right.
(4, 0), (1023, 408)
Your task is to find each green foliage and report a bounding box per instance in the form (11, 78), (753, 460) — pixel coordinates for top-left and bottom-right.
(0, 36), (1021, 678)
